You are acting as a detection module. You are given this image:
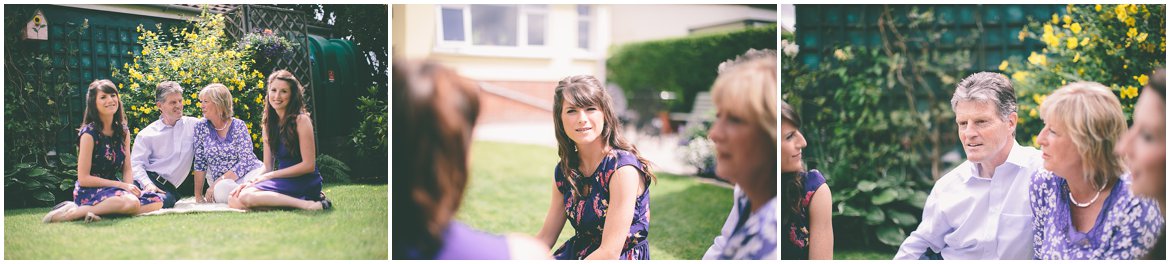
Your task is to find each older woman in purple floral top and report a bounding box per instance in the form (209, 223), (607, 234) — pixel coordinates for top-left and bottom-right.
(1032, 82), (1164, 259)
(193, 83), (264, 203)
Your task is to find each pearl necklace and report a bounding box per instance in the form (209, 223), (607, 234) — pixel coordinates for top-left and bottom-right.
(213, 120), (230, 131)
(1069, 182), (1108, 208)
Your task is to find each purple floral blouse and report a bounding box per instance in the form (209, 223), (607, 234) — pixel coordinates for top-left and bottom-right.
(1031, 170), (1164, 259)
(193, 118), (262, 183)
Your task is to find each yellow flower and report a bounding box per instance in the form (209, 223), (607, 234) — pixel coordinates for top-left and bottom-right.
(1127, 28), (1138, 38)
(1051, 13), (1060, 24)
(1080, 37), (1090, 47)
(999, 60), (1009, 71)
(1116, 5), (1129, 22)
(142, 106), (153, 114)
(1096, 4), (1102, 12)
(1070, 23), (1082, 34)
(1125, 17), (1136, 27)
(1018, 29), (1027, 42)
(191, 93), (198, 99)
(1067, 38), (1078, 49)
(1137, 33), (1149, 43)
(1012, 71), (1030, 82)
(1063, 15), (1071, 25)
(1121, 85), (1139, 99)
(134, 128), (140, 134)
(1030, 108), (1038, 117)
(184, 99), (191, 105)
(1028, 52), (1047, 66)
(1073, 53), (1081, 63)
(1138, 74), (1149, 86)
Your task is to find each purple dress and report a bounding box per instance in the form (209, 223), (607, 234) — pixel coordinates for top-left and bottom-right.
(1031, 170), (1164, 259)
(73, 123), (164, 206)
(193, 118), (262, 183)
(552, 149), (650, 260)
(782, 169), (826, 260)
(433, 221), (511, 259)
(253, 132), (323, 201)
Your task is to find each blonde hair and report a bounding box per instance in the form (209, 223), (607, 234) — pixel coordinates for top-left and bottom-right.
(199, 83), (233, 121)
(1038, 82), (1127, 190)
(711, 53), (777, 145)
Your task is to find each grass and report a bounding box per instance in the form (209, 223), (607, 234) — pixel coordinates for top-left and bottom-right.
(4, 184), (387, 259)
(837, 249), (895, 260)
(459, 141), (732, 260)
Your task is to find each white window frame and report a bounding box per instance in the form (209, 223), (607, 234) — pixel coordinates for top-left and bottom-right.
(435, 4), (548, 50)
(577, 4), (593, 51)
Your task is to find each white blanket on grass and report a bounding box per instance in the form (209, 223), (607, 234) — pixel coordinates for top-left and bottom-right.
(139, 197), (244, 215)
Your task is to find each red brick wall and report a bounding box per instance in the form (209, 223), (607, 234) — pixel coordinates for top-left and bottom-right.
(478, 80), (556, 125)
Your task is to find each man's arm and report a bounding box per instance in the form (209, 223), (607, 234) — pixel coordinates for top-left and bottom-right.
(894, 186), (949, 260)
(129, 130), (156, 189)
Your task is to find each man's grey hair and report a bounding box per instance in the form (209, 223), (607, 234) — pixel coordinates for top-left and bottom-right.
(155, 81), (184, 103)
(718, 48), (777, 74)
(950, 72), (1017, 120)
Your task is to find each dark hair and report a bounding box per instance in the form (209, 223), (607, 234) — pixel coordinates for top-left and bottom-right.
(391, 61), (480, 259)
(780, 101), (804, 226)
(81, 79), (129, 143)
(552, 75), (656, 198)
(1149, 68), (1166, 97)
(262, 70), (308, 160)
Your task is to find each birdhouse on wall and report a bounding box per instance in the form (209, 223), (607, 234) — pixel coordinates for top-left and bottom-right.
(23, 10), (48, 41)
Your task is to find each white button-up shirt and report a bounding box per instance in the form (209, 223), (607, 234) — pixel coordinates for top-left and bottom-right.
(895, 142), (1042, 260)
(130, 116), (198, 188)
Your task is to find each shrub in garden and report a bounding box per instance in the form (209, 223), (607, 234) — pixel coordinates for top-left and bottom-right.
(241, 28), (299, 74)
(349, 85), (388, 182)
(111, 10), (267, 156)
(1004, 4), (1165, 146)
(4, 7), (89, 208)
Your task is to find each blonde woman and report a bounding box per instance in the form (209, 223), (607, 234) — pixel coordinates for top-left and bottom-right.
(192, 83), (263, 203)
(701, 50), (788, 260)
(1032, 82), (1164, 259)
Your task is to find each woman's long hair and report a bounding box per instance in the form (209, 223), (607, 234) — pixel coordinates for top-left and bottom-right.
(80, 79), (129, 144)
(780, 101), (804, 226)
(392, 61), (480, 259)
(262, 70), (308, 160)
(552, 75), (655, 198)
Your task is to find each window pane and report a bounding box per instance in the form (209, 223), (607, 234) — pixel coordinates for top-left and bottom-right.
(578, 5), (591, 16)
(441, 8), (465, 41)
(578, 21), (590, 49)
(471, 5), (517, 46)
(527, 14), (546, 46)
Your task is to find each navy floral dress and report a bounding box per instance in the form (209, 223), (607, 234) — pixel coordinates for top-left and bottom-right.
(73, 123), (164, 206)
(553, 149), (650, 260)
(782, 169), (825, 260)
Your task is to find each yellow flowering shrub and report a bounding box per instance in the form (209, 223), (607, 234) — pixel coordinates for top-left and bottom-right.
(111, 9), (267, 154)
(1004, 4), (1164, 146)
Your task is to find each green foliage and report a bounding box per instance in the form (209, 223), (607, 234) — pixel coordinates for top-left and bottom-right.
(110, 9), (267, 156)
(4, 7), (89, 208)
(784, 7), (980, 248)
(1004, 4), (1166, 146)
(349, 85), (388, 183)
(4, 154), (78, 208)
(241, 28), (300, 73)
(316, 154), (352, 184)
(607, 25), (777, 115)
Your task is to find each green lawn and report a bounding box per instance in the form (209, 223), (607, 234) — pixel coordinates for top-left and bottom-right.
(459, 141), (732, 260)
(5, 184), (387, 259)
(837, 249), (895, 260)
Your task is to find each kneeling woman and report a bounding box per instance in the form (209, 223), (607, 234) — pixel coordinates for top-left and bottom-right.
(229, 70), (331, 210)
(535, 75), (655, 259)
(44, 80), (164, 222)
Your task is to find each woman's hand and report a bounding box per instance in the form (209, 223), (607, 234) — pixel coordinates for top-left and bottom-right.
(119, 182), (142, 197)
(231, 174), (268, 198)
(223, 171), (239, 181)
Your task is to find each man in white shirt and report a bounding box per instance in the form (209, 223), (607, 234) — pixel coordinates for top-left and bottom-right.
(895, 72), (1043, 260)
(129, 81), (199, 208)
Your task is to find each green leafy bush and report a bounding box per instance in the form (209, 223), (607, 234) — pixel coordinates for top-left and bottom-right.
(607, 25), (777, 117)
(4, 6), (90, 208)
(349, 85), (387, 183)
(111, 9), (267, 155)
(316, 154), (351, 184)
(1004, 4), (1165, 146)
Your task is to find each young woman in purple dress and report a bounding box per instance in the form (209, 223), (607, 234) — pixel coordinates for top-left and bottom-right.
(229, 70), (331, 211)
(43, 79), (164, 223)
(535, 75), (656, 260)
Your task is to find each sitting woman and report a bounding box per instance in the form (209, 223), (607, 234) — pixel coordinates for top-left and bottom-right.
(535, 75), (655, 260)
(392, 60), (549, 260)
(229, 70), (330, 211)
(702, 50), (797, 260)
(193, 83), (264, 203)
(43, 79), (164, 223)
(1032, 82), (1164, 259)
